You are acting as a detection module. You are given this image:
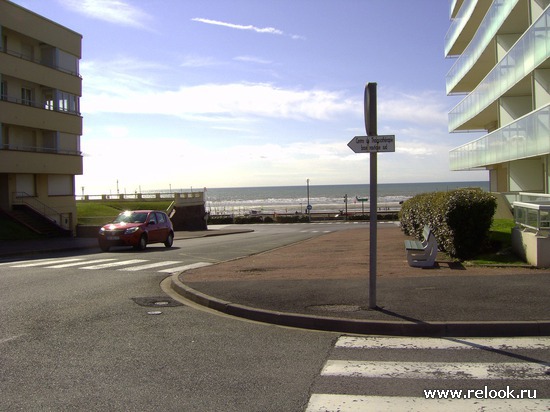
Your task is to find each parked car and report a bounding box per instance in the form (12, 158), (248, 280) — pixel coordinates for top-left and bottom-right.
(98, 210), (174, 252)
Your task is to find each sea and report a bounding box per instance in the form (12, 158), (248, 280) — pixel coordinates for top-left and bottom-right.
(198, 181), (490, 215)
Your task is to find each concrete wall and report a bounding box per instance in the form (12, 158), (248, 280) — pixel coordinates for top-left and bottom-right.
(512, 227), (550, 267)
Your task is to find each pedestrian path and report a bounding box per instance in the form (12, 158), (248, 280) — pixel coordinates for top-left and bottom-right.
(305, 336), (550, 411)
(0, 256), (212, 274)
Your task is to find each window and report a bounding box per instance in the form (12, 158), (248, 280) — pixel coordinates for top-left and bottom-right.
(0, 80), (6, 100)
(57, 91), (79, 114)
(48, 175), (74, 196)
(21, 88), (32, 106)
(156, 212), (166, 223)
(16, 174), (36, 196)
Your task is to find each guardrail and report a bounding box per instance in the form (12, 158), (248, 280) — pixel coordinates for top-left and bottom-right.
(513, 192), (550, 234)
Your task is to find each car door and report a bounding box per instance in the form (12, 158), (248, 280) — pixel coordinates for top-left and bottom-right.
(146, 212), (160, 242)
(155, 212), (169, 241)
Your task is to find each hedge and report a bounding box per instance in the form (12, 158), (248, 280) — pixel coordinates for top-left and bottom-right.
(399, 188), (496, 260)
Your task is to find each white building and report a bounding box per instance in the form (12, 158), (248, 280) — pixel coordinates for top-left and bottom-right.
(446, 0), (550, 195)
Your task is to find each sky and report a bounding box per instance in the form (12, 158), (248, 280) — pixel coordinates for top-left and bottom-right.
(12, 0), (488, 194)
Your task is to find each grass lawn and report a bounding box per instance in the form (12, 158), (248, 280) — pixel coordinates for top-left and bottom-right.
(77, 200), (173, 225)
(466, 218), (526, 266)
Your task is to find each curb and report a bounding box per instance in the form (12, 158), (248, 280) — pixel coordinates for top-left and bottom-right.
(170, 273), (550, 337)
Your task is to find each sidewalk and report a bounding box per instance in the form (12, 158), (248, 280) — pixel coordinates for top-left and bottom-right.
(170, 223), (550, 337)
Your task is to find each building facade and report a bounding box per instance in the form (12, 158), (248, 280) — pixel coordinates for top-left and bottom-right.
(0, 0), (82, 233)
(446, 0), (550, 194)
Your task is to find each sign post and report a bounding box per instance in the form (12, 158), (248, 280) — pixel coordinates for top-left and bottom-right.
(347, 83), (396, 309)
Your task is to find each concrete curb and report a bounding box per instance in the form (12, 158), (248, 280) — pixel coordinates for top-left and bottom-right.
(170, 273), (550, 337)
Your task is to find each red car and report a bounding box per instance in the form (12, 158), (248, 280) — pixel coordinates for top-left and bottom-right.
(98, 210), (174, 252)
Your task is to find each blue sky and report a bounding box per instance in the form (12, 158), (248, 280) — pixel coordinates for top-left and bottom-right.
(13, 0), (487, 194)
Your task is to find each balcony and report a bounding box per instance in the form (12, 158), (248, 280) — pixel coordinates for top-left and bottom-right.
(0, 99), (82, 135)
(448, 6), (550, 132)
(0, 147), (82, 174)
(445, 0), (494, 57)
(450, 103), (550, 170)
(446, 0), (519, 94)
(0, 50), (81, 95)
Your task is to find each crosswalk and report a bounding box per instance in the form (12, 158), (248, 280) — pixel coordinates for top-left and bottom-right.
(306, 335), (550, 411)
(0, 256), (212, 274)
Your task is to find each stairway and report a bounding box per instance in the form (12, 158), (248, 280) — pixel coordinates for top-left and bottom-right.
(10, 205), (71, 237)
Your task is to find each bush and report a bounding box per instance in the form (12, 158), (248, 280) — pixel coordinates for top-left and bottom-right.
(399, 189), (497, 260)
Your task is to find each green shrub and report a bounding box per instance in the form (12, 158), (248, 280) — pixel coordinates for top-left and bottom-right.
(399, 189), (496, 260)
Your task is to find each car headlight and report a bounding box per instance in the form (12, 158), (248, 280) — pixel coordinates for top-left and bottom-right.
(124, 227), (140, 234)
(99, 227), (106, 235)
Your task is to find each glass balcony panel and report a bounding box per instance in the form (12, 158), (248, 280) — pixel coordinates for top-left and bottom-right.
(449, 7), (550, 132)
(446, 0), (519, 93)
(450, 104), (550, 170)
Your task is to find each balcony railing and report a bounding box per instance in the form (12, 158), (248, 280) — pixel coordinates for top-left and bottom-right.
(0, 46), (80, 77)
(450, 103), (550, 170)
(514, 193), (550, 234)
(1, 93), (80, 116)
(0, 143), (81, 156)
(446, 0), (519, 93)
(448, 5), (550, 132)
(445, 0), (478, 57)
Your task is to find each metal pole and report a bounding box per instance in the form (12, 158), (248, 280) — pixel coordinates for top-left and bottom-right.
(365, 82), (378, 310)
(369, 153), (377, 309)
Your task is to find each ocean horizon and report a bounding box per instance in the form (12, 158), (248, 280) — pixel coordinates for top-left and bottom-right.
(191, 181), (490, 214)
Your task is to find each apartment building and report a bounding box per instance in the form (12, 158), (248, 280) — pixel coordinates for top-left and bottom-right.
(446, 0), (550, 194)
(0, 0), (82, 234)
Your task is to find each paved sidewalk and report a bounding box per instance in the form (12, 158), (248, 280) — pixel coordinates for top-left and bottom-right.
(171, 223), (550, 337)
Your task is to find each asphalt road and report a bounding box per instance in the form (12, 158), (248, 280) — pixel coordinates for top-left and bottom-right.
(1, 223), (548, 411)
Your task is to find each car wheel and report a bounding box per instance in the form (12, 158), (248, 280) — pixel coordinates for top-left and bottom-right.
(135, 234), (147, 250)
(164, 232), (174, 248)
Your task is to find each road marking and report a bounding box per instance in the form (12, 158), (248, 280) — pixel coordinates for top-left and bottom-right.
(81, 259), (148, 270)
(46, 258), (116, 268)
(321, 360), (550, 380)
(10, 258), (84, 267)
(0, 335), (22, 345)
(158, 262), (212, 273)
(118, 260), (183, 271)
(305, 394), (549, 412)
(336, 336), (550, 351)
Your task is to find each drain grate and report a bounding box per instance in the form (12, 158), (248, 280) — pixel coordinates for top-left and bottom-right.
(131, 296), (183, 308)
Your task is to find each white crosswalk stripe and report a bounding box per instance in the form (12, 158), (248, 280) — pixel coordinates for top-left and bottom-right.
(80, 259), (149, 269)
(9, 257), (83, 267)
(46, 258), (116, 268)
(118, 260), (182, 271)
(2, 256), (210, 274)
(336, 336), (550, 351)
(306, 336), (550, 412)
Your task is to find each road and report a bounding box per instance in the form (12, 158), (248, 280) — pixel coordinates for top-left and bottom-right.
(1, 222), (548, 411)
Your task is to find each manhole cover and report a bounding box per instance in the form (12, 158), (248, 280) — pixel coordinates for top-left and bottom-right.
(131, 297), (183, 307)
(307, 304), (362, 312)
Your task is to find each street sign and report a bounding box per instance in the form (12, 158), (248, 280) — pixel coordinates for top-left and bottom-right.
(306, 204), (312, 211)
(347, 135), (395, 153)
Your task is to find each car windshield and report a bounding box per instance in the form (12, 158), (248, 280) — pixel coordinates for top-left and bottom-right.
(113, 212), (148, 224)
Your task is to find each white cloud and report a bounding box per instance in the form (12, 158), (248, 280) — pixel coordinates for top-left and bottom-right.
(60, 0), (151, 28)
(234, 55), (272, 65)
(192, 17), (284, 35)
(81, 60), (354, 121)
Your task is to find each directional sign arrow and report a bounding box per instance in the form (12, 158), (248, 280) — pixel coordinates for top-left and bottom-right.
(347, 135), (395, 153)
